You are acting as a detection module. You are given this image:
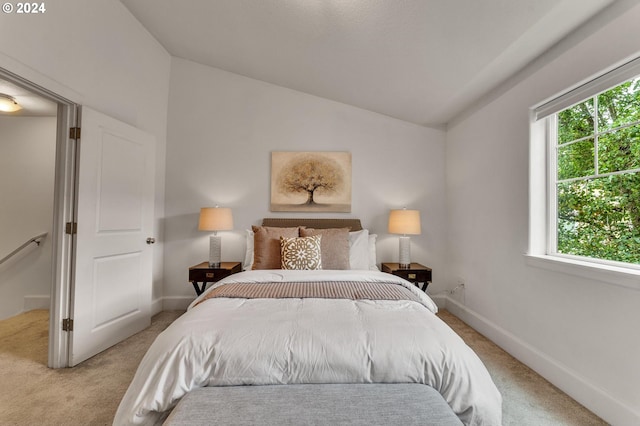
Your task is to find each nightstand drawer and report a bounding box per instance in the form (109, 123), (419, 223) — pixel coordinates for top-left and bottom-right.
(188, 262), (242, 296)
(381, 262), (432, 292)
(189, 269), (226, 282)
(392, 269), (430, 283)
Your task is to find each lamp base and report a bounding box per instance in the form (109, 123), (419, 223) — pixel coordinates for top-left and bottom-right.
(398, 236), (411, 269)
(209, 235), (221, 268)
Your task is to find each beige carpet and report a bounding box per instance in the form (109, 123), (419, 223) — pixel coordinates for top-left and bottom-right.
(437, 311), (606, 426)
(0, 310), (178, 425)
(0, 309), (606, 425)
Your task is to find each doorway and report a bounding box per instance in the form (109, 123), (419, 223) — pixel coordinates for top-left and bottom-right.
(0, 78), (58, 321)
(0, 67), (78, 368)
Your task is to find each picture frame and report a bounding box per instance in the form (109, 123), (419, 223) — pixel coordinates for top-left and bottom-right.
(270, 151), (352, 212)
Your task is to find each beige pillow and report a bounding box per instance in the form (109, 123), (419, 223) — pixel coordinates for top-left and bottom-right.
(300, 228), (350, 269)
(252, 226), (300, 269)
(280, 235), (322, 270)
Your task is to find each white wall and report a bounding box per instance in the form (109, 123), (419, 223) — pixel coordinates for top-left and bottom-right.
(0, 116), (56, 319)
(445, 4), (640, 424)
(0, 0), (171, 307)
(163, 57), (446, 306)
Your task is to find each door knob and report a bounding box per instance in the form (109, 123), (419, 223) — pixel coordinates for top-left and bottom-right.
(146, 237), (156, 244)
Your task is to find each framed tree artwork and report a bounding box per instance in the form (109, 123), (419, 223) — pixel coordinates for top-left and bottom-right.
(271, 151), (352, 212)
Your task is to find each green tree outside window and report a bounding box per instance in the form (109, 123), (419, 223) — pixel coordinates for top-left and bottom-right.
(555, 78), (640, 264)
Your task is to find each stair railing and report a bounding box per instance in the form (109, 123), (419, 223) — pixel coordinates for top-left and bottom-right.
(0, 232), (48, 266)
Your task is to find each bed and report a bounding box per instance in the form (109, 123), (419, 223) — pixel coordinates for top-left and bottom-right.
(114, 219), (502, 425)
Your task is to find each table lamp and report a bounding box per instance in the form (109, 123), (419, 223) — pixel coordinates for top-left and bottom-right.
(198, 206), (233, 267)
(388, 208), (421, 268)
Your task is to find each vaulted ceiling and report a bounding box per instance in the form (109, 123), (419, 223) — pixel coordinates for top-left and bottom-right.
(121, 0), (614, 127)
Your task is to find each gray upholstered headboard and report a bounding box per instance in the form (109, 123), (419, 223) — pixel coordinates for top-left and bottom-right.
(262, 218), (363, 231)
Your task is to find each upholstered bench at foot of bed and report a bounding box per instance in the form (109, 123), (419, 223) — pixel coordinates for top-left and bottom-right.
(163, 383), (463, 426)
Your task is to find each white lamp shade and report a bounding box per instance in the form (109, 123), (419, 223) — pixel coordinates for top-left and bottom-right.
(198, 207), (233, 231)
(388, 209), (421, 235)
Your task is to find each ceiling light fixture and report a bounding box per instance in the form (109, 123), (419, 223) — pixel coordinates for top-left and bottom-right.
(0, 94), (22, 112)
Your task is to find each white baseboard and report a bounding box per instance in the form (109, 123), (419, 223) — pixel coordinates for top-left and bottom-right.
(24, 295), (50, 311)
(23, 295), (168, 317)
(430, 294), (448, 310)
(442, 297), (640, 426)
(151, 298), (163, 316)
(162, 296), (193, 311)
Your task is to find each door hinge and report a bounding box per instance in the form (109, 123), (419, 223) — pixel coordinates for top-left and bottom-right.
(69, 127), (81, 139)
(62, 318), (73, 332)
(65, 222), (77, 235)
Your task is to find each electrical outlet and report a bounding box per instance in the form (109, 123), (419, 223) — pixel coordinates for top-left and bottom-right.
(449, 279), (466, 306)
(450, 279), (465, 295)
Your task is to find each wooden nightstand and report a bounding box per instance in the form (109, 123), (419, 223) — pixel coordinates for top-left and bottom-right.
(188, 261), (242, 296)
(381, 262), (432, 292)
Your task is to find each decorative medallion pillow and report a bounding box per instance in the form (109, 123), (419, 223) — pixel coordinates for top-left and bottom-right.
(280, 235), (322, 270)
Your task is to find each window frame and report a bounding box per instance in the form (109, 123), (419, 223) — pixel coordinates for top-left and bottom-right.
(528, 56), (640, 289)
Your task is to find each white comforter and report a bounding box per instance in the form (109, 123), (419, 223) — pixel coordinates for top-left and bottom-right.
(114, 270), (502, 425)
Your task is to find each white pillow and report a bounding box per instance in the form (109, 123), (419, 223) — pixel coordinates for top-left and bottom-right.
(349, 229), (370, 270)
(243, 229), (254, 270)
(368, 233), (378, 270)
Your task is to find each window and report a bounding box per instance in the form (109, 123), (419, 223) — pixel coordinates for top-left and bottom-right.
(552, 81), (640, 265)
(531, 57), (640, 270)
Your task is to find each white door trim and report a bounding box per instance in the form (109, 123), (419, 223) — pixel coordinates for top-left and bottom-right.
(49, 102), (78, 368)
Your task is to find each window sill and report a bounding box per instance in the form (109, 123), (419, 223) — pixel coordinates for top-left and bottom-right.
(525, 254), (640, 291)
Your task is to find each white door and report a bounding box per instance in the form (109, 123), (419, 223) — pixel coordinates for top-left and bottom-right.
(69, 107), (155, 366)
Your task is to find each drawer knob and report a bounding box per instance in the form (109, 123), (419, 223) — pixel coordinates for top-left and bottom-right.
(206, 272), (215, 278)
(408, 273), (416, 279)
